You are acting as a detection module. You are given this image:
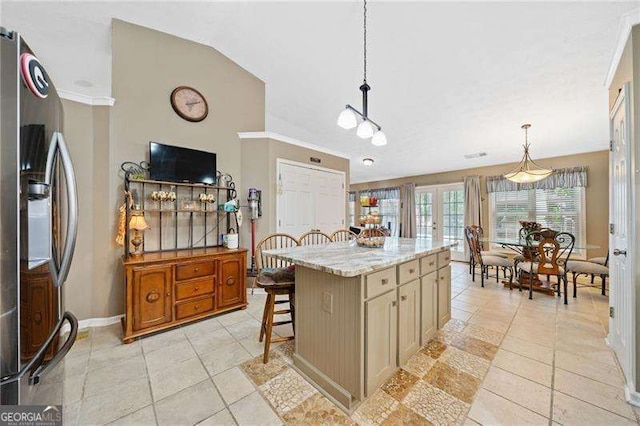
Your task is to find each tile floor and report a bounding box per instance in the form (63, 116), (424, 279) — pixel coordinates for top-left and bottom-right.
(55, 262), (638, 425)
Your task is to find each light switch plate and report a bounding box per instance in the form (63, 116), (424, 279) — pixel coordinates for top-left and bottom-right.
(322, 291), (333, 314)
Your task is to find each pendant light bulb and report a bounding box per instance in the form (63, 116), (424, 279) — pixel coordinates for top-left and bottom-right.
(357, 120), (375, 139)
(371, 130), (387, 146)
(337, 108), (357, 130)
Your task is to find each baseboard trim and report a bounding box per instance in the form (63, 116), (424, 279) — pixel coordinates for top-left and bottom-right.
(625, 381), (640, 407)
(60, 314), (123, 334)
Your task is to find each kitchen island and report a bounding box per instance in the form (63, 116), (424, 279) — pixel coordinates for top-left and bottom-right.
(263, 238), (454, 411)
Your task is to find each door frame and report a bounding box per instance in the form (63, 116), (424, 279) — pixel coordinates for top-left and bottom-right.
(415, 182), (466, 261)
(275, 158), (347, 234)
(607, 82), (637, 404)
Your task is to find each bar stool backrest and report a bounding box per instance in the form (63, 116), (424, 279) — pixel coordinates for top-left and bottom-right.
(256, 233), (299, 272)
(298, 231), (331, 246)
(330, 229), (358, 242)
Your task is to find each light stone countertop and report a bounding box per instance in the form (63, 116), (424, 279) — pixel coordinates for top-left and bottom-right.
(263, 237), (457, 277)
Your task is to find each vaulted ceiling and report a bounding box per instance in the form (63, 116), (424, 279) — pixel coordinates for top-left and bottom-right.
(2, 1), (636, 182)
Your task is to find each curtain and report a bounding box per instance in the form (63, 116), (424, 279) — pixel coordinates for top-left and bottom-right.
(401, 183), (416, 237)
(361, 187), (401, 199)
(486, 166), (588, 193)
(464, 176), (482, 258)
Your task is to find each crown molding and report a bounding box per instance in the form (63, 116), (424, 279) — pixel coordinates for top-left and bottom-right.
(604, 8), (640, 88)
(57, 89), (115, 107)
(238, 131), (350, 159)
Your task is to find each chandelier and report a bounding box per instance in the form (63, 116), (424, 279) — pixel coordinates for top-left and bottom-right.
(337, 0), (387, 146)
(503, 124), (553, 183)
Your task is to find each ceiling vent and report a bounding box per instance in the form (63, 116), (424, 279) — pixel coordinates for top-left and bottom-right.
(464, 152), (488, 160)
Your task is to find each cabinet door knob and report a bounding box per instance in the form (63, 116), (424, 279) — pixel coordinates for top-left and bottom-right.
(166, 292), (171, 297)
(194, 287), (199, 291)
(194, 305), (199, 310)
(194, 268), (199, 272)
(409, 268), (415, 274)
(429, 261), (435, 266)
(401, 295), (408, 301)
(391, 300), (397, 307)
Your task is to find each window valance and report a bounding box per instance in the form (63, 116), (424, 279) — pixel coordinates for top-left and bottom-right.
(486, 167), (588, 193)
(360, 186), (401, 199)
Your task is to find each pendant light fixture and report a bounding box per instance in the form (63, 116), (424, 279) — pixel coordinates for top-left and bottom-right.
(503, 124), (553, 183)
(337, 0), (387, 146)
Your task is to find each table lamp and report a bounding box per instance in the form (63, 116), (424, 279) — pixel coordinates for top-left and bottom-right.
(129, 211), (150, 256)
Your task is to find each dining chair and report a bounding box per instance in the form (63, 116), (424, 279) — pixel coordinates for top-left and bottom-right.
(517, 229), (575, 304)
(330, 229), (358, 242)
(464, 226), (507, 277)
(587, 252), (609, 284)
(298, 230), (332, 245)
(567, 252), (609, 297)
(465, 227), (514, 288)
(254, 233), (298, 363)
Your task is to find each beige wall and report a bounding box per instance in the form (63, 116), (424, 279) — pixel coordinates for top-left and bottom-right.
(240, 137), (350, 268)
(351, 150), (609, 259)
(61, 19), (265, 320)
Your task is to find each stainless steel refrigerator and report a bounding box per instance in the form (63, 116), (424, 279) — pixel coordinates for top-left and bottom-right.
(0, 27), (78, 405)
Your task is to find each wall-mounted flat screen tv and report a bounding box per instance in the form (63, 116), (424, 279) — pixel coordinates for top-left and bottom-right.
(149, 142), (217, 184)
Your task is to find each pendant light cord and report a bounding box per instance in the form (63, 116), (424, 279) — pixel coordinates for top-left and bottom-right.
(363, 0), (367, 84)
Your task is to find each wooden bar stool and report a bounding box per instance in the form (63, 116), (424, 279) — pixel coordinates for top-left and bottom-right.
(255, 233), (298, 363)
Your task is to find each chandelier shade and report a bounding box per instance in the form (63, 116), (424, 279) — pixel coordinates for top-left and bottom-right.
(503, 124), (553, 184)
(337, 108), (358, 129)
(357, 120), (375, 139)
(371, 130), (387, 146)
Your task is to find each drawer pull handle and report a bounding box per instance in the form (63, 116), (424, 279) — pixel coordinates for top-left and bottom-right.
(194, 305), (199, 310)
(146, 291), (160, 303)
(429, 261), (435, 266)
(401, 295), (408, 301)
(194, 268), (199, 272)
(194, 287), (199, 291)
(409, 268), (415, 274)
(381, 278), (389, 285)
(226, 277), (235, 286)
(391, 300), (397, 307)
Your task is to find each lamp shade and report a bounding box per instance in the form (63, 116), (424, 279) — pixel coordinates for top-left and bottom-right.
(503, 169), (552, 183)
(129, 214), (150, 231)
(371, 130), (387, 146)
(337, 108), (357, 129)
(356, 120), (375, 139)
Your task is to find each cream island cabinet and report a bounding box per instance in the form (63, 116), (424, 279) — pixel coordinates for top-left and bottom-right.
(263, 238), (453, 411)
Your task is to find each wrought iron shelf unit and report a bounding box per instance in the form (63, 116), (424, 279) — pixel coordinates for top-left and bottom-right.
(123, 174), (237, 259)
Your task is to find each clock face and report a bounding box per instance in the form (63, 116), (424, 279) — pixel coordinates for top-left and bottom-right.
(170, 86), (208, 122)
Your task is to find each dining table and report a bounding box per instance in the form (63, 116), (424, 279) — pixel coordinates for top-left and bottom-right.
(480, 237), (600, 295)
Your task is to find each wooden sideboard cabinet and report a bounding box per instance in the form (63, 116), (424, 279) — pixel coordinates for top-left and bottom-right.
(122, 247), (247, 343)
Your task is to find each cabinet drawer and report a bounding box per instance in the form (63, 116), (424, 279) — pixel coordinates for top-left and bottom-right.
(175, 296), (214, 321)
(175, 277), (215, 301)
(420, 254), (437, 276)
(176, 261), (215, 281)
(437, 250), (451, 268)
(398, 260), (419, 284)
(366, 267), (397, 299)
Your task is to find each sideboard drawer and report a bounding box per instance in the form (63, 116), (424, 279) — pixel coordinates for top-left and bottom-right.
(437, 250), (451, 268)
(175, 277), (215, 301)
(420, 254), (437, 276)
(398, 260), (419, 284)
(176, 261), (215, 281)
(366, 267), (397, 299)
(175, 296), (214, 320)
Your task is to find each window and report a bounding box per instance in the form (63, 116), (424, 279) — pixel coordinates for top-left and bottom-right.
(415, 191), (434, 239)
(490, 187), (586, 255)
(348, 192), (356, 227)
(442, 188), (465, 252)
(415, 184), (465, 258)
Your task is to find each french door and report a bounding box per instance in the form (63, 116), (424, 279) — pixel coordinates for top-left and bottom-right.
(276, 160), (346, 237)
(608, 82), (634, 386)
(415, 183), (465, 261)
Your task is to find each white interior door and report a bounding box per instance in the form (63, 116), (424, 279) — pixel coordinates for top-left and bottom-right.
(416, 184), (465, 261)
(277, 161), (345, 237)
(608, 82), (634, 384)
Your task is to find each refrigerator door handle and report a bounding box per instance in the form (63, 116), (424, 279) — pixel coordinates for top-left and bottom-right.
(0, 311), (78, 387)
(44, 131), (78, 287)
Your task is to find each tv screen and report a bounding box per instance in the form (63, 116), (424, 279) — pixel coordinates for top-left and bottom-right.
(149, 142), (217, 184)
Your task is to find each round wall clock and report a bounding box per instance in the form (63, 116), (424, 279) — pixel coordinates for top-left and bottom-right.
(170, 86), (209, 122)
